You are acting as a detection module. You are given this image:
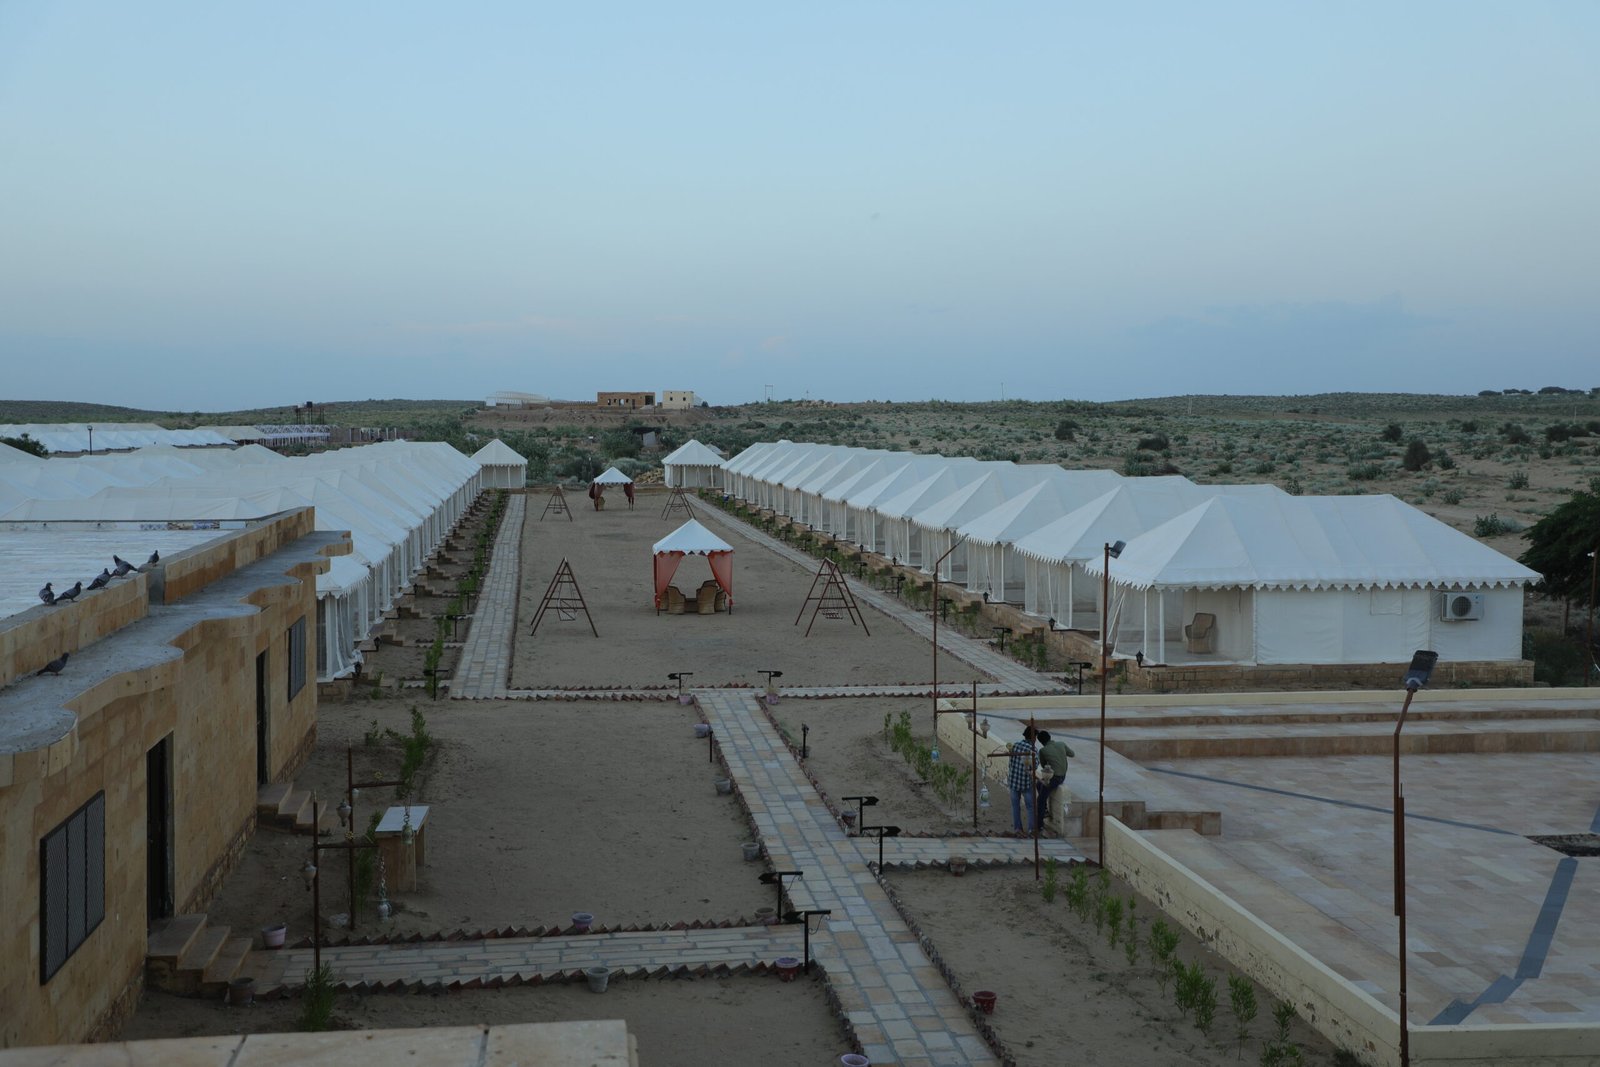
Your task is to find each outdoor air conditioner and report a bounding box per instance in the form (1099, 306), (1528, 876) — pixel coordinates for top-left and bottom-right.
(1439, 592), (1484, 622)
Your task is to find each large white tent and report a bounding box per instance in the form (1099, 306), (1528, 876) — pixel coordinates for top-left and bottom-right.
(472, 440), (528, 489)
(661, 439), (725, 489)
(0, 423), (235, 453)
(721, 441), (1539, 669)
(1079, 492), (1539, 666)
(0, 440), (484, 679)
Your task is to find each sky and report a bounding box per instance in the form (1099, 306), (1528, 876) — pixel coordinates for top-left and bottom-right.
(1, 2), (1596, 411)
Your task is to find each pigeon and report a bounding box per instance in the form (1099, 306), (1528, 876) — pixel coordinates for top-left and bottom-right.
(87, 569), (111, 591)
(112, 555), (135, 578)
(36, 652), (69, 676)
(138, 550), (160, 573)
(54, 581), (82, 604)
(38, 582), (54, 605)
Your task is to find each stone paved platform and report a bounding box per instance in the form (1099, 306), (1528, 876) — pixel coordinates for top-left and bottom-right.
(449, 493), (524, 699)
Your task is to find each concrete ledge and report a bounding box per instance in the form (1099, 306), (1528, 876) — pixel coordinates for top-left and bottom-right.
(0, 1021), (637, 1066)
(945, 686), (1597, 713)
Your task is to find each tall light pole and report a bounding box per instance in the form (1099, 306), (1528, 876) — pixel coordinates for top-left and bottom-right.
(1097, 539), (1125, 867)
(1586, 550), (1597, 686)
(1394, 650), (1438, 1067)
(931, 535), (967, 732)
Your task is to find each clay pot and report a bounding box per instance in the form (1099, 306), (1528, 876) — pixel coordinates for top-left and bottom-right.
(571, 911), (594, 933)
(678, 693), (694, 706)
(693, 723), (711, 738)
(714, 777), (733, 795)
(226, 977), (255, 1007)
(840, 1055), (870, 1067)
(261, 923), (287, 949)
(754, 907), (777, 925)
(774, 956), (802, 982)
(973, 990), (997, 1014)
(742, 842), (762, 862)
(948, 857), (968, 877)
(585, 966), (611, 993)
(840, 810), (857, 830)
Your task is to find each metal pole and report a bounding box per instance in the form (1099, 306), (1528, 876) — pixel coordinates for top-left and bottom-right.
(1098, 543), (1110, 867)
(1031, 713), (1040, 880)
(311, 800), (322, 975)
(971, 681), (979, 828)
(1587, 550), (1597, 685)
(1394, 686), (1417, 1067)
(931, 536), (967, 731)
(346, 749), (356, 930)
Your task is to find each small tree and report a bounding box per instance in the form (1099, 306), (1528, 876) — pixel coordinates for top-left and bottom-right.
(0, 433), (48, 457)
(1380, 422), (1404, 443)
(1054, 419), (1078, 441)
(1519, 483), (1600, 602)
(1402, 438), (1431, 471)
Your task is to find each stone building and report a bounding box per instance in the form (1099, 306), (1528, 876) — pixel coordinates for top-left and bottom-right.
(0, 508), (346, 1048)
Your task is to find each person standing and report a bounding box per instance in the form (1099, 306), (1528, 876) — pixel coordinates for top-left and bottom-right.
(1005, 726), (1038, 833)
(1035, 730), (1074, 830)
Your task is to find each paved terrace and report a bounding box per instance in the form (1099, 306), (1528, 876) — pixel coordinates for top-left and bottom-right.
(448, 492), (524, 699)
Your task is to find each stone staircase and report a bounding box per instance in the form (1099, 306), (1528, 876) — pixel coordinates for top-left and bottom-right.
(146, 913), (253, 997)
(256, 780), (339, 835)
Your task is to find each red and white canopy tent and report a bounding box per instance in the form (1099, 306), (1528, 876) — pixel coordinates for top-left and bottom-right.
(652, 519), (733, 611)
(590, 465), (635, 508)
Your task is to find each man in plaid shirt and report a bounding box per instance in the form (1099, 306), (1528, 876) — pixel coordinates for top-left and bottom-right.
(1005, 726), (1038, 832)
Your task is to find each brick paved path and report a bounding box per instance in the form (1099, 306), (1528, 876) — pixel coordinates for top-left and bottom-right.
(449, 493), (525, 699)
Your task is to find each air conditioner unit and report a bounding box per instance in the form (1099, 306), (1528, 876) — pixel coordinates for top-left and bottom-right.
(1440, 592), (1484, 622)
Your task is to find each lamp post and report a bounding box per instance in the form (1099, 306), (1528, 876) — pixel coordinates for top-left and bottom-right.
(782, 908), (832, 972)
(303, 799), (380, 974)
(841, 795), (878, 837)
(1586, 550), (1597, 686)
(859, 824), (901, 869)
(758, 870), (803, 917)
(1097, 540), (1125, 867)
(932, 535), (968, 731)
(86, 425), (93, 456)
(1394, 650), (1438, 1067)
(344, 746), (401, 930)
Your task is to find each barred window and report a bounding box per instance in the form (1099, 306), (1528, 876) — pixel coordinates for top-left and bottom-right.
(40, 792), (105, 982)
(315, 599), (327, 676)
(287, 615), (307, 699)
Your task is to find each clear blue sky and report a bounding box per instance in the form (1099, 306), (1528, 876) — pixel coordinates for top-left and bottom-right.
(1, 2), (1595, 410)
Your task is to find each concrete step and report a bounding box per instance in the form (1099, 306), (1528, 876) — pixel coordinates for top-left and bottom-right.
(147, 914), (206, 967)
(177, 923), (229, 975)
(201, 936), (253, 991)
(256, 782), (291, 816)
(1105, 717), (1600, 762)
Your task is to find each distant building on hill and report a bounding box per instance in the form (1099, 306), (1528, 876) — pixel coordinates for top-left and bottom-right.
(487, 390), (550, 408)
(597, 391), (656, 410)
(660, 390), (700, 410)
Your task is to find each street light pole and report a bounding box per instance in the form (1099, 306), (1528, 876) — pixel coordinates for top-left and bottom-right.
(931, 535), (967, 732)
(1394, 650), (1438, 1067)
(1586, 550), (1597, 685)
(1097, 540), (1124, 867)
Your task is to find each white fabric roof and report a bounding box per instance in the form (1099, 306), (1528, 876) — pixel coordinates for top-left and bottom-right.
(0, 423), (235, 453)
(471, 439), (526, 466)
(1081, 493), (1541, 591)
(653, 518), (732, 555)
(593, 466), (633, 485)
(661, 439), (725, 467)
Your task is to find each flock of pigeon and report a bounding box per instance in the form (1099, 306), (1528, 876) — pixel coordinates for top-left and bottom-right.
(32, 551), (160, 678)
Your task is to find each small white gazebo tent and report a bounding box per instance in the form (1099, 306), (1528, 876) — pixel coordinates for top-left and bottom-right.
(590, 466), (635, 510)
(661, 439), (725, 489)
(652, 518), (734, 612)
(471, 440), (527, 489)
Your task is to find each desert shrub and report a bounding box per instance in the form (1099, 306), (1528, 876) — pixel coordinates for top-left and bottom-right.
(1379, 422), (1404, 442)
(1507, 469), (1530, 490)
(1054, 419), (1078, 440)
(1346, 462), (1383, 482)
(1441, 488), (1464, 505)
(1401, 439), (1431, 471)
(1251, 460), (1276, 474)
(1136, 433), (1170, 452)
(1473, 513), (1520, 537)
(1124, 453), (1181, 477)
(1435, 450), (1455, 470)
(1209, 461), (1234, 476)
(1524, 627), (1582, 686)
(1499, 422), (1531, 445)
(1229, 974), (1258, 1054)
(1283, 476), (1303, 495)
(1042, 856), (1059, 903)
(299, 964), (336, 1031)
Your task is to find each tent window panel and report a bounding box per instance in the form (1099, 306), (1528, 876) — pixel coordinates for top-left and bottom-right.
(1370, 589), (1402, 616)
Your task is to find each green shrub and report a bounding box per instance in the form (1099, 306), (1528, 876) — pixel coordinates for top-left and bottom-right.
(1525, 626), (1583, 686)
(1402, 439), (1431, 471)
(1042, 857), (1059, 903)
(1473, 513), (1520, 537)
(299, 964), (336, 1031)
(1379, 422), (1404, 443)
(1346, 462), (1383, 482)
(1229, 974), (1258, 1054)
(1441, 488), (1464, 505)
(1507, 469), (1530, 490)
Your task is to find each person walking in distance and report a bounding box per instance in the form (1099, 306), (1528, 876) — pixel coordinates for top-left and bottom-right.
(1005, 726), (1038, 833)
(1035, 730), (1074, 831)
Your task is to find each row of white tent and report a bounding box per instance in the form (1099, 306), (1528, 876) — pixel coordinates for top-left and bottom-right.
(721, 442), (1539, 667)
(0, 423), (236, 453)
(0, 440), (484, 680)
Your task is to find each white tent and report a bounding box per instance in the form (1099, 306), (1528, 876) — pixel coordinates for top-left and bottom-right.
(1079, 493), (1539, 666)
(661, 439), (725, 489)
(593, 467), (633, 485)
(472, 440), (528, 489)
(652, 519), (734, 611)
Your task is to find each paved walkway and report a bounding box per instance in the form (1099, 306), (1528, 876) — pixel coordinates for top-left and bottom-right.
(449, 493), (524, 699)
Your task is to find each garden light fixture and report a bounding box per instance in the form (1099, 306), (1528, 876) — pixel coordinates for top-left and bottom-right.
(1393, 649), (1437, 1067)
(1097, 539), (1124, 867)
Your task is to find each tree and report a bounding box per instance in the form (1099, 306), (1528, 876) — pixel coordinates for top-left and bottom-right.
(1402, 438), (1432, 471)
(1054, 419), (1078, 441)
(0, 433), (48, 457)
(1519, 481), (1600, 600)
(1380, 422), (1404, 443)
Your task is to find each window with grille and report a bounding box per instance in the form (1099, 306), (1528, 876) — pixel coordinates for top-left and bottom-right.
(287, 615), (307, 699)
(315, 599), (327, 676)
(40, 792), (105, 983)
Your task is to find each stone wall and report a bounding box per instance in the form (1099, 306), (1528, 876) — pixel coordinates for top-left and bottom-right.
(0, 518), (332, 1049)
